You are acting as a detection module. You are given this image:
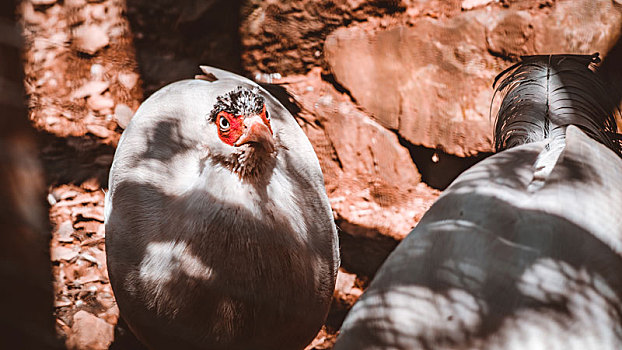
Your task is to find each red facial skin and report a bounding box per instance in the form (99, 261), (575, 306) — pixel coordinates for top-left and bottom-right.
(217, 111), (244, 146)
(217, 106), (272, 146)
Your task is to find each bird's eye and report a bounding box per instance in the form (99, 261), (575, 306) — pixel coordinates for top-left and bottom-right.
(265, 109), (270, 120)
(219, 115), (230, 131)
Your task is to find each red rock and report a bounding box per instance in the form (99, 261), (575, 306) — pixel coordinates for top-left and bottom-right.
(87, 94), (114, 112)
(117, 72), (139, 90)
(72, 206), (105, 222)
(305, 326), (337, 350)
(461, 0), (493, 10)
(66, 310), (114, 350)
(32, 0), (57, 5)
(114, 103), (134, 129)
(486, 11), (535, 57)
(535, 0), (622, 54)
(51, 246), (79, 262)
(88, 4), (108, 21)
(56, 221), (75, 243)
(335, 269), (363, 298)
(90, 64), (104, 79)
(282, 68), (440, 242)
(55, 187), (81, 201)
(74, 266), (103, 284)
(73, 219), (101, 234)
(240, 0), (407, 74)
(97, 304), (119, 325)
(70, 81), (110, 100)
(55, 296), (73, 308)
(81, 177), (102, 192)
(86, 124), (113, 138)
(324, 18), (497, 157)
(324, 0), (622, 157)
(21, 1), (47, 25)
(56, 192), (100, 207)
(72, 25), (109, 55)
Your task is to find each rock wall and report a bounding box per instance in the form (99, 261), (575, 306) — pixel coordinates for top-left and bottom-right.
(243, 0), (621, 157)
(239, 3), (622, 344)
(240, 0), (622, 275)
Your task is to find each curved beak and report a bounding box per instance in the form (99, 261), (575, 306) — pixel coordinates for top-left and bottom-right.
(234, 115), (275, 152)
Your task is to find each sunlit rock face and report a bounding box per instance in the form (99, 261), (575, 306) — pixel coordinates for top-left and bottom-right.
(325, 17), (497, 157)
(279, 68), (440, 275)
(322, 0), (622, 157)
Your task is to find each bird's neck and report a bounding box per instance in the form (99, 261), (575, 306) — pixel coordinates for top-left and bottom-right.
(212, 145), (277, 182)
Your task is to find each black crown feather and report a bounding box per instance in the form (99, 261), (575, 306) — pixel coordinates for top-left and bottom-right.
(209, 86), (265, 122)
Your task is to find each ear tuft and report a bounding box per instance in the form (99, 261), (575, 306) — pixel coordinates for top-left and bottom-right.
(196, 66), (218, 82)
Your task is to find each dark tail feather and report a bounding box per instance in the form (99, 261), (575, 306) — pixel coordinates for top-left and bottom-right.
(491, 53), (622, 156)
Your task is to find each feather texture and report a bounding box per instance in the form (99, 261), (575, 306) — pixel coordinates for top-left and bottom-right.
(105, 68), (339, 350)
(492, 53), (622, 156)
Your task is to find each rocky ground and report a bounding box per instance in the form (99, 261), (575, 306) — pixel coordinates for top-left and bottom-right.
(15, 0), (622, 348)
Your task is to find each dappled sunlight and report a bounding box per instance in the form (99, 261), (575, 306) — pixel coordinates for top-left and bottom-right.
(336, 125), (622, 349)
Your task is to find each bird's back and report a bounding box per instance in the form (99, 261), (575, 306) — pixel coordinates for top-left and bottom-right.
(336, 126), (622, 350)
(335, 54), (622, 350)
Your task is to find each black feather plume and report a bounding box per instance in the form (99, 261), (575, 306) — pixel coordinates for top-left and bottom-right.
(492, 53), (622, 156)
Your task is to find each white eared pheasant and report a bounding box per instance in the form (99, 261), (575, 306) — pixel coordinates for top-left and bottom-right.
(105, 66), (339, 350)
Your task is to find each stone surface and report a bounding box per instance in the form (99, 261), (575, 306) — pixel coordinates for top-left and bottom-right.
(535, 0), (622, 55)
(280, 68), (440, 245)
(70, 81), (110, 100)
(22, 0), (141, 146)
(72, 25), (110, 55)
(66, 310), (114, 350)
(117, 71), (139, 90)
(332, 268), (364, 315)
(335, 269), (363, 299)
(485, 10), (535, 57)
(324, 0), (622, 156)
(325, 16), (498, 156)
(240, 0), (409, 75)
(51, 246), (79, 261)
(113, 103), (133, 129)
(462, 0), (494, 10)
(86, 94), (115, 112)
(31, 0), (58, 5)
(86, 124), (114, 138)
(56, 220), (75, 243)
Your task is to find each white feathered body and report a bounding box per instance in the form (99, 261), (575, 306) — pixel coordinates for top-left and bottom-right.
(335, 54), (622, 350)
(105, 70), (339, 350)
(335, 126), (622, 350)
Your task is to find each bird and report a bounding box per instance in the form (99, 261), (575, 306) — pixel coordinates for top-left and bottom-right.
(104, 66), (339, 350)
(334, 53), (622, 350)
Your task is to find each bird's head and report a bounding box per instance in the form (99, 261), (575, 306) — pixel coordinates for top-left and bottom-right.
(207, 86), (276, 178)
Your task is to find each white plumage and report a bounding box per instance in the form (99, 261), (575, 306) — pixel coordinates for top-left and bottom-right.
(105, 67), (339, 350)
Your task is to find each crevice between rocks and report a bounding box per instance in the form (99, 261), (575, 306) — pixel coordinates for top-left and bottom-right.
(336, 222), (401, 279)
(39, 132), (115, 188)
(318, 69), (492, 191)
(320, 72), (359, 105)
(397, 134), (493, 190)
